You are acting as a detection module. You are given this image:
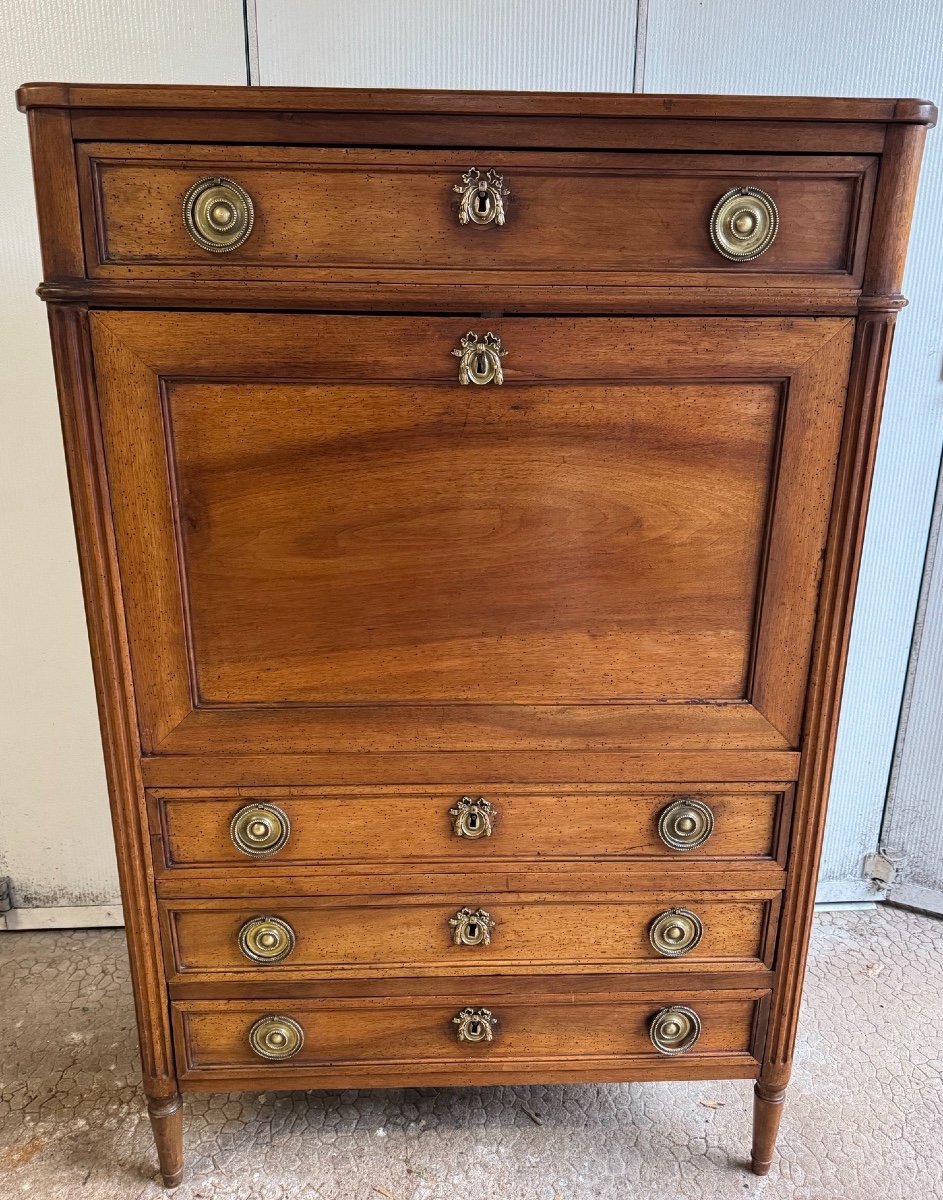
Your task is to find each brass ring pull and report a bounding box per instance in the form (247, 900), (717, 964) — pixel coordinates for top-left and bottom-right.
(657, 798), (714, 851)
(454, 168), (510, 225)
(453, 331), (506, 386)
(649, 907), (703, 957)
(183, 176), (255, 252)
(230, 802), (291, 857)
(238, 915), (296, 964)
(449, 906), (496, 946)
(453, 1006), (498, 1043)
(649, 1005), (702, 1056)
(450, 795), (496, 839)
(709, 186), (779, 261)
(248, 1014), (304, 1060)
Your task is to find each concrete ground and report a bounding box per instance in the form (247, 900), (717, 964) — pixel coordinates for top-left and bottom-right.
(0, 907), (940, 1200)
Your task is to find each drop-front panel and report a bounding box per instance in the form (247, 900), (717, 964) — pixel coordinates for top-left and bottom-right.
(91, 311), (848, 753)
(19, 83), (932, 1188)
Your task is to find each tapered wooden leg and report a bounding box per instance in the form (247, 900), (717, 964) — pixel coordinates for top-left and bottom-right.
(751, 1081), (786, 1176)
(148, 1094), (184, 1188)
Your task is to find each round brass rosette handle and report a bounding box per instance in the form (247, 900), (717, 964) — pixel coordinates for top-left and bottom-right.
(248, 1014), (305, 1060)
(230, 802), (291, 858)
(649, 1005), (702, 1056)
(238, 915), (296, 964)
(449, 795), (497, 839)
(183, 176), (255, 252)
(449, 906), (496, 947)
(453, 1006), (498, 1043)
(649, 907), (703, 958)
(709, 186), (779, 261)
(657, 798), (714, 852)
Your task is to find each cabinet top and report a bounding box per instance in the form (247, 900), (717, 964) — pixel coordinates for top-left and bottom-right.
(16, 83), (937, 125)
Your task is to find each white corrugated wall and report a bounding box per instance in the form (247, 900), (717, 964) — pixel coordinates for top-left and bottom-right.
(0, 0), (247, 926)
(3, 1), (939, 921)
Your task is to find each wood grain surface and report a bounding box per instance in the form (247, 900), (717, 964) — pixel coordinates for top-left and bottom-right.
(90, 312), (849, 754)
(173, 991), (766, 1083)
(160, 891), (779, 980)
(80, 144), (875, 287)
(152, 786), (783, 869)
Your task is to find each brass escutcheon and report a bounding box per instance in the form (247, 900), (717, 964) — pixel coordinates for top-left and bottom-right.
(230, 802), (291, 858)
(709, 186), (779, 261)
(649, 1005), (702, 1056)
(657, 798), (714, 851)
(452, 331), (506, 385)
(248, 1014), (304, 1060)
(453, 1006), (498, 1042)
(450, 795), (497, 839)
(649, 907), (703, 957)
(237, 915), (296, 964)
(453, 167), (510, 226)
(183, 176), (255, 252)
(449, 906), (496, 946)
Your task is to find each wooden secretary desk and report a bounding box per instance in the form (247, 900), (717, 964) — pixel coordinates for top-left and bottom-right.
(18, 84), (932, 1187)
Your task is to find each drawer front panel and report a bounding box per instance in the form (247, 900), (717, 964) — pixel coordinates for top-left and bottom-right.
(152, 787), (785, 870)
(173, 992), (767, 1081)
(161, 892), (779, 980)
(81, 144), (874, 285)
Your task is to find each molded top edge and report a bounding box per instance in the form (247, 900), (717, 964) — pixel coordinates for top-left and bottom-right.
(15, 83), (937, 126)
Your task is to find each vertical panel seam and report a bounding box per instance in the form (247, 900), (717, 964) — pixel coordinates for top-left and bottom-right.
(633, 0), (650, 93)
(243, 0), (260, 86)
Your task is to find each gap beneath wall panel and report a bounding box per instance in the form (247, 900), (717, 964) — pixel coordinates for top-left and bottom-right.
(887, 887), (943, 920)
(0, 904), (124, 931)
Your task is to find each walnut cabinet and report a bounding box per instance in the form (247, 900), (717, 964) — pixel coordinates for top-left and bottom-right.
(18, 84), (933, 1186)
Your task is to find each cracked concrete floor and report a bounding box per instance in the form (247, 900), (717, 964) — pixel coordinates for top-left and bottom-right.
(1, 907), (941, 1199)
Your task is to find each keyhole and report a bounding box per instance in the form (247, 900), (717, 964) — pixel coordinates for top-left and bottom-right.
(468, 922), (479, 940)
(467, 811), (479, 830)
(475, 353), (489, 376)
(470, 1021), (481, 1037)
(475, 190), (492, 216)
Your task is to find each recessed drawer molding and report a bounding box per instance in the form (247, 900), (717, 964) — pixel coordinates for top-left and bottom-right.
(174, 992), (766, 1079)
(160, 893), (778, 979)
(78, 142), (878, 290)
(154, 788), (785, 871)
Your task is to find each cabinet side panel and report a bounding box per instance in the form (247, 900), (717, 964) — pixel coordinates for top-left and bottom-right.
(762, 120), (929, 1082)
(47, 304), (175, 1099)
(763, 311), (897, 1081)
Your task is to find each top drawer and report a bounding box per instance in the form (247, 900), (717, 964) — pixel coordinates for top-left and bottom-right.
(78, 144), (876, 288)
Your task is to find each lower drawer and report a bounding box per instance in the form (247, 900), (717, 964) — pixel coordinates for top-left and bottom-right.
(172, 990), (769, 1087)
(151, 784), (787, 875)
(160, 891), (780, 981)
